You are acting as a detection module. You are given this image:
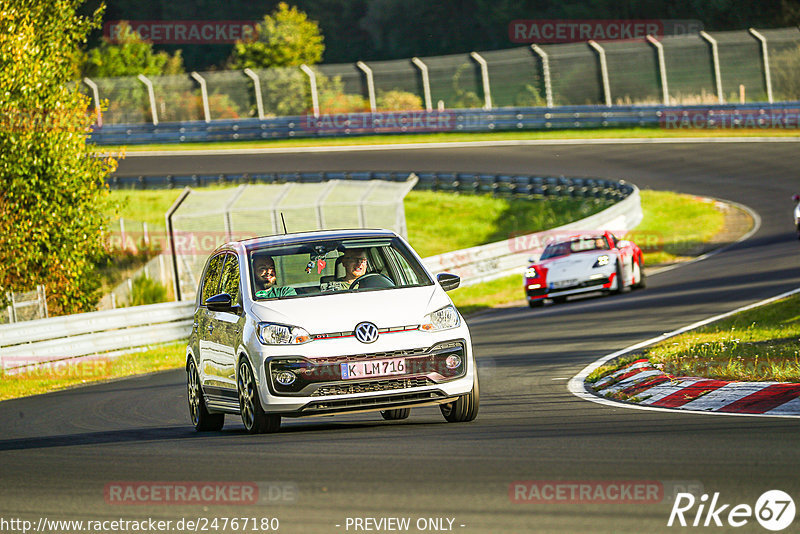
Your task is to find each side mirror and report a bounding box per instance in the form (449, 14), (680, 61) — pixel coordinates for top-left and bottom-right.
(436, 273), (461, 292)
(206, 293), (235, 312)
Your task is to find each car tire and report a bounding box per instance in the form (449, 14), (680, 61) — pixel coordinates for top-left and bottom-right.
(187, 358), (224, 432)
(528, 299), (544, 308)
(613, 261), (628, 294)
(552, 296), (568, 304)
(440, 374), (479, 423)
(380, 408), (411, 420)
(633, 259), (646, 289)
(237, 358), (281, 434)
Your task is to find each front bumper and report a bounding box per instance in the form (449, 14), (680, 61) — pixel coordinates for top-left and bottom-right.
(253, 331), (475, 416)
(526, 274), (613, 301)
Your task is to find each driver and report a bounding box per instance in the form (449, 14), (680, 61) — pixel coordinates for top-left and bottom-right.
(320, 248), (368, 291)
(253, 255), (296, 299)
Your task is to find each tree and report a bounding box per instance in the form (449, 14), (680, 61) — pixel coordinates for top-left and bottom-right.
(0, 0), (118, 315)
(229, 2), (324, 69)
(83, 21), (184, 78)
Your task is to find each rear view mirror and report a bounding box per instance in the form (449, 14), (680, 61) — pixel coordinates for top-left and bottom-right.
(206, 293), (234, 312)
(436, 273), (461, 292)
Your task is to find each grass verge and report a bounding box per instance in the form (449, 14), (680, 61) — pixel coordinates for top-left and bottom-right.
(587, 294), (800, 385)
(98, 127), (800, 153)
(0, 342), (185, 402)
(641, 293), (800, 382)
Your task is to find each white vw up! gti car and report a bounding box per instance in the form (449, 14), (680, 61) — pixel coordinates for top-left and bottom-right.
(186, 229), (478, 433)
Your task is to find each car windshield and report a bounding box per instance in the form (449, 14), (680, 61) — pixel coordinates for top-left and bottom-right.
(540, 236), (608, 259)
(247, 237), (433, 300)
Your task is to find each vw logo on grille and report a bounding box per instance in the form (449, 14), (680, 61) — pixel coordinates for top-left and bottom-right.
(354, 322), (379, 343)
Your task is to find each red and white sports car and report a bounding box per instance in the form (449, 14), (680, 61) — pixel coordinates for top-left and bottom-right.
(524, 231), (645, 307)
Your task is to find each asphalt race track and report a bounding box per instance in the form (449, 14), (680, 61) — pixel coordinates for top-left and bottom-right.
(2, 140), (799, 533)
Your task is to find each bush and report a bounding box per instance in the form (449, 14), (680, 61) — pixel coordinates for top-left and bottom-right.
(229, 3), (324, 69)
(129, 274), (168, 306)
(377, 90), (423, 111)
(0, 0), (118, 315)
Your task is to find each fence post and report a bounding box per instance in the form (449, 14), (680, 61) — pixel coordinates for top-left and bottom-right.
(190, 72), (211, 123)
(243, 68), (265, 120)
(137, 74), (159, 126)
(83, 77), (103, 127)
(699, 31), (724, 103)
(411, 57), (433, 111)
(470, 52), (493, 110)
(646, 35), (670, 105)
(6, 292), (16, 323)
(748, 28), (773, 103)
(165, 187), (193, 301)
(356, 61), (377, 113)
(300, 64), (320, 118)
(588, 40), (611, 107)
(530, 45), (554, 107)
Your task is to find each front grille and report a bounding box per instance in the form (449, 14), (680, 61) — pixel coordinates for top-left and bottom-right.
(309, 349), (422, 364)
(311, 377), (433, 396)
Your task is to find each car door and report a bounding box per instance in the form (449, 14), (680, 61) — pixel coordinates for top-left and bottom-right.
(197, 253), (228, 392)
(209, 252), (244, 394)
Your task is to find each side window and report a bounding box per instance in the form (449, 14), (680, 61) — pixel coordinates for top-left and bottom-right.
(200, 254), (224, 305)
(219, 253), (241, 306)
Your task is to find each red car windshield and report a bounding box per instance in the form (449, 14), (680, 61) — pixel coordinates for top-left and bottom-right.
(540, 237), (609, 260)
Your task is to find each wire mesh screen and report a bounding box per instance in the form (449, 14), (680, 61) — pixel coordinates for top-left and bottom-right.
(479, 47), (544, 108)
(364, 58), (425, 110)
(251, 66), (311, 117)
(711, 30), (766, 102)
(424, 53), (483, 109)
(201, 70), (256, 119)
(661, 34), (718, 104)
(543, 42), (602, 106)
(150, 74), (202, 122)
(168, 176), (416, 299)
(316, 63), (369, 113)
(95, 76), (149, 124)
(760, 28), (800, 101)
(603, 40), (661, 105)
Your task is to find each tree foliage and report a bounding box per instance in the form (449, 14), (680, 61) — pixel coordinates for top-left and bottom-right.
(0, 0), (118, 315)
(229, 2), (324, 69)
(83, 20), (184, 78)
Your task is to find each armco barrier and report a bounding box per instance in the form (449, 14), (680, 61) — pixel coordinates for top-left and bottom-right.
(90, 102), (800, 145)
(0, 174), (638, 363)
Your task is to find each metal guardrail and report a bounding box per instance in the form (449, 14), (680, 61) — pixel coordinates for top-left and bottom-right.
(90, 102), (800, 145)
(1, 174), (636, 363)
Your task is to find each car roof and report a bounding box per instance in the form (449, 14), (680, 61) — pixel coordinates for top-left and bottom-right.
(212, 228), (399, 255)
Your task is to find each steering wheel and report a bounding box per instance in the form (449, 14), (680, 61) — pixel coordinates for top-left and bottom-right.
(349, 273), (395, 289)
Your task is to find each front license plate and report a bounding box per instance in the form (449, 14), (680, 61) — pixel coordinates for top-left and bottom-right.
(341, 358), (406, 379)
(550, 279), (577, 289)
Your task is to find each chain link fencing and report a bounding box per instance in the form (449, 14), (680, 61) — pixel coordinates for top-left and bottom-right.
(86, 27), (800, 125)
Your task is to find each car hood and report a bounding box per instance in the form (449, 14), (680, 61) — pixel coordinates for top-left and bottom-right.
(249, 285), (450, 334)
(540, 252), (609, 278)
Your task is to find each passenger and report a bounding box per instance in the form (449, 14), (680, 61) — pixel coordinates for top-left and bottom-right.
(320, 248), (369, 291)
(252, 255), (296, 299)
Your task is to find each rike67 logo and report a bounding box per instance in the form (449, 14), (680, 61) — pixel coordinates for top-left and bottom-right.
(668, 490), (795, 531)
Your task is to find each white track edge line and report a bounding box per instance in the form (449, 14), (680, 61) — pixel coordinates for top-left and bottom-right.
(646, 197), (761, 276)
(568, 286), (800, 419)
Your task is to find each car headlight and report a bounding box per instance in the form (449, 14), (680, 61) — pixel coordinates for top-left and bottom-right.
(593, 255), (610, 268)
(257, 323), (312, 345)
(420, 304), (461, 332)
